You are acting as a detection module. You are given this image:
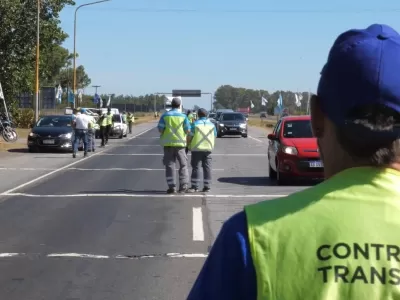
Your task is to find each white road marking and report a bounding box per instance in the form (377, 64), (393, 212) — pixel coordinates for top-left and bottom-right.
(0, 168), (225, 171)
(98, 153), (267, 156)
(249, 136), (263, 143)
(48, 253), (109, 259)
(1, 193), (288, 198)
(1, 127), (155, 195)
(0, 252), (208, 259)
(192, 207), (205, 241)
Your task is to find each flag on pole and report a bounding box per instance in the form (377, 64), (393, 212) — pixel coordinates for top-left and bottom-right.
(277, 93), (283, 108)
(106, 95), (111, 107)
(93, 93), (100, 104)
(67, 89), (74, 103)
(294, 94), (301, 107)
(99, 97), (103, 108)
(261, 97), (268, 106)
(0, 83), (4, 100)
(250, 101), (255, 109)
(56, 84), (62, 103)
(78, 89), (83, 104)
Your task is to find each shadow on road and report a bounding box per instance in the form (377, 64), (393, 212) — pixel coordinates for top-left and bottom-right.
(7, 148), (28, 153)
(218, 176), (319, 187)
(80, 189), (168, 195)
(218, 176), (272, 186)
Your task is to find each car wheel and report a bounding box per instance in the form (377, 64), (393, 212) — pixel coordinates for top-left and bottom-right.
(277, 163), (288, 186)
(269, 163), (277, 180)
(28, 147), (37, 153)
(119, 133), (123, 139)
(242, 134), (248, 138)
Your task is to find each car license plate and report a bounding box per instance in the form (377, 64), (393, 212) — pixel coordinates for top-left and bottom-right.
(309, 161), (323, 168)
(230, 127), (237, 131)
(43, 139), (55, 145)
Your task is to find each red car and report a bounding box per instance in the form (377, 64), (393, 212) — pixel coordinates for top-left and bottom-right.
(267, 115), (324, 185)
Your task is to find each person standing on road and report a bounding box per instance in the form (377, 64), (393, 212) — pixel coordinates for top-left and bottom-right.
(105, 108), (113, 145)
(158, 97), (191, 194)
(87, 115), (96, 152)
(186, 108), (216, 193)
(127, 112), (134, 134)
(72, 108), (91, 158)
(188, 23), (400, 300)
(98, 112), (108, 147)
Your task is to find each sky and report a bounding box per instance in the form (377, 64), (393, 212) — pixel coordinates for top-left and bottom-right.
(60, 0), (400, 109)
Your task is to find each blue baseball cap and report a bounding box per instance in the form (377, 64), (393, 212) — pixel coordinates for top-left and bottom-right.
(80, 108), (86, 114)
(317, 24), (400, 127)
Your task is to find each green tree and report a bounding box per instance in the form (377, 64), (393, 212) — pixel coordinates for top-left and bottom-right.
(213, 85), (309, 115)
(57, 65), (91, 90)
(0, 0), (75, 103)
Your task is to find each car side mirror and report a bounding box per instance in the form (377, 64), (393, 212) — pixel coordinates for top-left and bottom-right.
(267, 133), (278, 141)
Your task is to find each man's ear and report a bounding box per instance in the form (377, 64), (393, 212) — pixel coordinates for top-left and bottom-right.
(310, 95), (324, 138)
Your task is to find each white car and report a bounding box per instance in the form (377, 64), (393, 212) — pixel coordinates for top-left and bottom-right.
(110, 113), (128, 138)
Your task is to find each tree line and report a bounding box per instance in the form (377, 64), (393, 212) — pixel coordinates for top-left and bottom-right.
(213, 85), (310, 115)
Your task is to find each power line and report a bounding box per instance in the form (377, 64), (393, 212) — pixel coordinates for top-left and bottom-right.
(88, 7), (400, 14)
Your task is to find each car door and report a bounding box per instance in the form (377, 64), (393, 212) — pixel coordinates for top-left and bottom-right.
(268, 120), (282, 171)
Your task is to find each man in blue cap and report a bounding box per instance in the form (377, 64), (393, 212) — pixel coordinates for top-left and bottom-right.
(188, 24), (400, 299)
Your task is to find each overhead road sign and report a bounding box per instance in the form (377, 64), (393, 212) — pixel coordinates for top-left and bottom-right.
(172, 90), (201, 97)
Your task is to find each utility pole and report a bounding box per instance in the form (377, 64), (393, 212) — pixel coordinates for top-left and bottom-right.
(35, 0), (40, 121)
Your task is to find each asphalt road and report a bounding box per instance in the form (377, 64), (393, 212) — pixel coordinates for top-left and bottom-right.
(0, 124), (311, 300)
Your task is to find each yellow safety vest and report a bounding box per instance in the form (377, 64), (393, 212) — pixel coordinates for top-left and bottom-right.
(100, 115), (108, 126)
(245, 167), (400, 300)
(106, 113), (113, 125)
(189, 120), (215, 151)
(188, 113), (195, 123)
(160, 114), (187, 147)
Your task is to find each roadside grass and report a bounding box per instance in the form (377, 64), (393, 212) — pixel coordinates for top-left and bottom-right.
(248, 116), (276, 133)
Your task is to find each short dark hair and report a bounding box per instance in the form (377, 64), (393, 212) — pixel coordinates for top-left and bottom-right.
(198, 108), (207, 118)
(335, 104), (400, 166)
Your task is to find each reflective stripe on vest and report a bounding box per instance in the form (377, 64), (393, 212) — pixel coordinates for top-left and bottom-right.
(160, 116), (186, 147)
(245, 167), (400, 300)
(190, 123), (215, 151)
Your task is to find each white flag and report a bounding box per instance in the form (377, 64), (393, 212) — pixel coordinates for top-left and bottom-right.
(78, 89), (83, 103)
(99, 97), (103, 108)
(298, 93), (303, 101)
(106, 95), (111, 107)
(261, 97), (268, 106)
(0, 83), (4, 100)
(295, 94), (301, 107)
(56, 84), (62, 103)
(250, 101), (255, 108)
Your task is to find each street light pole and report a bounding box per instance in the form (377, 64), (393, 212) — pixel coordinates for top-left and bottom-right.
(34, 0), (40, 121)
(73, 0), (111, 109)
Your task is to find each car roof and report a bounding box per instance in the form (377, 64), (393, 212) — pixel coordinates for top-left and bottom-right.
(280, 115), (311, 121)
(41, 115), (72, 118)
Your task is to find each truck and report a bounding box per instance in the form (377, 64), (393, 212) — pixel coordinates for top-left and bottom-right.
(165, 96), (183, 113)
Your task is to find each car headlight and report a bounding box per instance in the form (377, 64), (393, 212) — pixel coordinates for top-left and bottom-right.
(281, 146), (298, 155)
(114, 125), (121, 129)
(239, 123), (247, 128)
(219, 123), (224, 127)
(28, 132), (37, 137)
(59, 133), (72, 139)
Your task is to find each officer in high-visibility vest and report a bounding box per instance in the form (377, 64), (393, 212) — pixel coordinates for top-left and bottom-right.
(87, 116), (97, 152)
(105, 107), (113, 144)
(127, 112), (134, 134)
(187, 110), (195, 124)
(188, 23), (400, 300)
(158, 97), (191, 194)
(186, 108), (216, 193)
(98, 112), (108, 147)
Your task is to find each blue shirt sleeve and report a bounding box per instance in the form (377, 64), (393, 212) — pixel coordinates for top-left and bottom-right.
(187, 211), (257, 300)
(189, 122), (196, 137)
(158, 114), (165, 130)
(183, 116), (191, 132)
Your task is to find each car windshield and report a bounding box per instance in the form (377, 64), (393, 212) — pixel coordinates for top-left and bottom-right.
(36, 116), (72, 127)
(112, 114), (121, 122)
(221, 114), (245, 121)
(283, 120), (313, 138)
(208, 113), (216, 118)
